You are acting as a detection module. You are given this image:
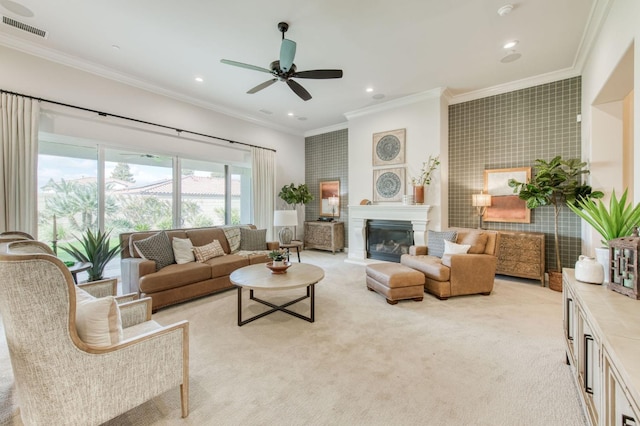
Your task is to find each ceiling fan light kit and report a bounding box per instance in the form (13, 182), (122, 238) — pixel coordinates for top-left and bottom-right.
(220, 21), (343, 101)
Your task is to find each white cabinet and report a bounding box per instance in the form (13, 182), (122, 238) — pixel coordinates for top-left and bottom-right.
(563, 269), (640, 426)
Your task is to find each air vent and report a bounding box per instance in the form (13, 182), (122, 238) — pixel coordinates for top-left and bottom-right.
(2, 16), (47, 38)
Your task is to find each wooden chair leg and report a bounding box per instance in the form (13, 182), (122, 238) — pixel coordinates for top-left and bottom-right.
(180, 383), (189, 418)
(386, 299), (398, 305)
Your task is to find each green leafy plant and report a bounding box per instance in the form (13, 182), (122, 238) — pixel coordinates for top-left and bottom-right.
(60, 228), (122, 281)
(567, 189), (640, 246)
(278, 183), (313, 208)
(410, 155), (441, 186)
(508, 156), (603, 272)
(268, 250), (285, 262)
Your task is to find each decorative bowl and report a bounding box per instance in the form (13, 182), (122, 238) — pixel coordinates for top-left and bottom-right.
(266, 261), (292, 274)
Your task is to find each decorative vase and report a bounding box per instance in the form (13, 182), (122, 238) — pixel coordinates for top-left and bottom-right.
(278, 227), (293, 245)
(413, 185), (425, 205)
(594, 246), (610, 283)
(575, 255), (604, 284)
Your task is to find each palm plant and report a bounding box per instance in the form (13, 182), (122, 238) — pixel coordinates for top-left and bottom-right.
(60, 228), (121, 281)
(567, 189), (640, 246)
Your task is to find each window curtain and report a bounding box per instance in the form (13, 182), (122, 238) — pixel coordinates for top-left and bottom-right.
(251, 146), (275, 240)
(0, 93), (40, 236)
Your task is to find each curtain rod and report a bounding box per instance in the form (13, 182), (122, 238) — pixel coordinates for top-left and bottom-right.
(0, 89), (276, 153)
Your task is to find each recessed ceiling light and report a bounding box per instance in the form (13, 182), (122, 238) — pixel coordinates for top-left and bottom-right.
(497, 4), (514, 16)
(0, 0), (34, 17)
(195, 77), (204, 83)
(503, 40), (518, 49)
(111, 45), (120, 51)
(366, 87), (374, 93)
(287, 112), (294, 117)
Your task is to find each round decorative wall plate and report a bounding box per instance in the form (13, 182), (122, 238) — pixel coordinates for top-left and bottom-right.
(372, 168), (405, 202)
(372, 129), (405, 166)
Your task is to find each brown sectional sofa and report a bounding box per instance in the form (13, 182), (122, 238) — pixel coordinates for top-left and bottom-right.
(120, 225), (279, 311)
(400, 228), (498, 300)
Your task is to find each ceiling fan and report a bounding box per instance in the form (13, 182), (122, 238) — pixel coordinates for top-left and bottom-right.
(220, 22), (343, 101)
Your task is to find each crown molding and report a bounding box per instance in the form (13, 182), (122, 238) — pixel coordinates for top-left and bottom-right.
(572, 0), (614, 72)
(304, 122), (348, 138)
(0, 33), (303, 137)
(448, 67), (581, 105)
(344, 87), (446, 120)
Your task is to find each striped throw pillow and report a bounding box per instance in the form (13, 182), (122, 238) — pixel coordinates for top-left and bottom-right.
(427, 230), (458, 258)
(239, 228), (267, 251)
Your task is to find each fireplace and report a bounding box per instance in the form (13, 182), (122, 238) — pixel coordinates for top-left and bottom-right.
(367, 220), (414, 262)
(347, 204), (431, 264)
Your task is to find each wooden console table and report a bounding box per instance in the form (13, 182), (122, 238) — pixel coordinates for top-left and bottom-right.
(304, 221), (344, 254)
(495, 230), (545, 286)
(563, 269), (640, 425)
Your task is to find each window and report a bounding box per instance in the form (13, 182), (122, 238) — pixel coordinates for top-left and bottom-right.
(104, 149), (173, 233)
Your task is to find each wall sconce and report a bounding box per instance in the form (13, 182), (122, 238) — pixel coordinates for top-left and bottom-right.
(328, 195), (339, 219)
(273, 210), (298, 244)
(472, 191), (492, 229)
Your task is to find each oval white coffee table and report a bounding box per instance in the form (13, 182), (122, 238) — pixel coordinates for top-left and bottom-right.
(230, 262), (324, 326)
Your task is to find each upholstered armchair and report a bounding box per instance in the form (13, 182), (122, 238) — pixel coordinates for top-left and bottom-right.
(0, 252), (189, 425)
(401, 228), (498, 300)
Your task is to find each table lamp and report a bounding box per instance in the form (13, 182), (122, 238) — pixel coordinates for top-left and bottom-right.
(274, 210), (298, 244)
(328, 195), (339, 219)
(472, 191), (492, 229)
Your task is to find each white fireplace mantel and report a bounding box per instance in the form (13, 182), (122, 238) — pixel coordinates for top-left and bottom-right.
(348, 204), (432, 263)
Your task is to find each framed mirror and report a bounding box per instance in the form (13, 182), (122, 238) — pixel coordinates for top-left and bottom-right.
(319, 180), (340, 218)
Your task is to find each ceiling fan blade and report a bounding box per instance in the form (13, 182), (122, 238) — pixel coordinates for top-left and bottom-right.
(293, 69), (343, 79)
(247, 79), (277, 94)
(220, 59), (272, 74)
(286, 79), (312, 101)
(279, 39), (296, 72)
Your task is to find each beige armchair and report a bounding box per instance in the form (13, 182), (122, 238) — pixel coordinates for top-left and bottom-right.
(0, 252), (189, 425)
(401, 228), (498, 300)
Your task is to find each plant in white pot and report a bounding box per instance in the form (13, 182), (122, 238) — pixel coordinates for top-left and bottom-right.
(509, 156), (603, 291)
(567, 188), (640, 282)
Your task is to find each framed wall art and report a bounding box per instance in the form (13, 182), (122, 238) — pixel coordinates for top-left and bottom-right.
(483, 167), (531, 223)
(373, 167), (405, 202)
(372, 128), (405, 166)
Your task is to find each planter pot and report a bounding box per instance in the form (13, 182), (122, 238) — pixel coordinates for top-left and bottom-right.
(595, 247), (610, 283)
(548, 270), (563, 292)
(413, 185), (425, 205)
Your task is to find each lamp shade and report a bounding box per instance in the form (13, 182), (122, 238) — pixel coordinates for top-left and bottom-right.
(328, 196), (339, 206)
(472, 193), (492, 207)
(274, 210), (298, 227)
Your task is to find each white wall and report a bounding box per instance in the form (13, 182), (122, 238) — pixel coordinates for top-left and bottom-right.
(580, 0), (639, 254)
(0, 45), (305, 222)
(345, 89), (447, 231)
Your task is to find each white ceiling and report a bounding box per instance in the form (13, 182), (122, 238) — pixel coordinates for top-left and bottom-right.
(0, 0), (602, 135)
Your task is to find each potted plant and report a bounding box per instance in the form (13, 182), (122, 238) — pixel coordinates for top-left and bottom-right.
(278, 183), (313, 208)
(60, 228), (121, 282)
(268, 249), (286, 266)
(410, 155), (440, 205)
(508, 156), (603, 291)
(567, 188), (640, 282)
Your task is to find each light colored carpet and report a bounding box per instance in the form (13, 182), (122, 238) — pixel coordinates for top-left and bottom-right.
(1, 250), (586, 426)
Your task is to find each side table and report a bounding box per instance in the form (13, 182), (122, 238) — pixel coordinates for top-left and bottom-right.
(68, 261), (92, 284)
(280, 240), (303, 263)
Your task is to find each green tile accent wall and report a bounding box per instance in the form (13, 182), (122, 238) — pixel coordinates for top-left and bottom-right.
(448, 77), (582, 270)
(305, 128), (349, 247)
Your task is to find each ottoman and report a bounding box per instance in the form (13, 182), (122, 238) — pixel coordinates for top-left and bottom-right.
(366, 263), (425, 305)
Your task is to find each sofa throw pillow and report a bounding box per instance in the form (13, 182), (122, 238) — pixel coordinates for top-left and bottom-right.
(444, 239), (471, 255)
(75, 289), (123, 347)
(222, 227), (242, 253)
(193, 240), (225, 262)
(172, 237), (195, 264)
(133, 231), (175, 271)
(458, 232), (489, 254)
(239, 228), (267, 251)
(427, 230), (458, 258)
